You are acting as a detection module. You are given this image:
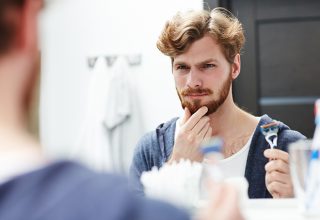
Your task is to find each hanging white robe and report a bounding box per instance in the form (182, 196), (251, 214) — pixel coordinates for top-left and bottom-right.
(104, 56), (144, 174)
(73, 56), (144, 174)
(72, 57), (113, 172)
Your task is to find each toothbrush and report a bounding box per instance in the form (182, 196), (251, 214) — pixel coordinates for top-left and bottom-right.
(260, 121), (279, 149)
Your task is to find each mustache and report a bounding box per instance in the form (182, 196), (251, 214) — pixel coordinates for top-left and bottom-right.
(181, 87), (213, 96)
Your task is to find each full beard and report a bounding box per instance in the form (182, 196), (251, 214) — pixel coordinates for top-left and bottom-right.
(177, 73), (232, 116)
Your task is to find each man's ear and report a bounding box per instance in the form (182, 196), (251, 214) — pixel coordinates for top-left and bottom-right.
(19, 0), (42, 53)
(231, 54), (241, 80)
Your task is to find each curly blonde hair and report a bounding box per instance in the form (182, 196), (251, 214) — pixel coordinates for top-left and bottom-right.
(157, 7), (245, 64)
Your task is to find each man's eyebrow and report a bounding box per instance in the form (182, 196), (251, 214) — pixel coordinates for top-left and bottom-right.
(173, 61), (188, 66)
(173, 58), (219, 66)
(196, 58), (218, 65)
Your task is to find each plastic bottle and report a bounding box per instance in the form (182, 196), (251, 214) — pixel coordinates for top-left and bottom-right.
(199, 137), (224, 199)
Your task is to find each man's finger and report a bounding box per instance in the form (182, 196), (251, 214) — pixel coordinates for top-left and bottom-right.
(265, 171), (291, 185)
(184, 106), (208, 131)
(265, 159), (290, 174)
(267, 181), (290, 198)
(180, 107), (191, 125)
(197, 122), (210, 139)
(193, 117), (209, 134)
(264, 149), (289, 163)
(203, 127), (212, 143)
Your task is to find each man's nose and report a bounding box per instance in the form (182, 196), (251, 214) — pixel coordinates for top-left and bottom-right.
(186, 69), (202, 88)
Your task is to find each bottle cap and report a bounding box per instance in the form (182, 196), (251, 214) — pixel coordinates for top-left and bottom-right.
(200, 137), (223, 155)
(311, 150), (319, 160)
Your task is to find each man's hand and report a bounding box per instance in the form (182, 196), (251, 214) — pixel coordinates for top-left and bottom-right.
(264, 149), (294, 198)
(197, 182), (245, 220)
(168, 106), (212, 163)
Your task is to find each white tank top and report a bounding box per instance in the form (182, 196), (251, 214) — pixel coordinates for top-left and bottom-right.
(216, 135), (252, 178)
(174, 118), (257, 179)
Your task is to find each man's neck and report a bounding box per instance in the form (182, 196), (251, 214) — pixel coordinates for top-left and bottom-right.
(0, 121), (39, 149)
(207, 94), (259, 157)
(0, 74), (39, 154)
(0, 54), (30, 139)
(208, 94), (258, 142)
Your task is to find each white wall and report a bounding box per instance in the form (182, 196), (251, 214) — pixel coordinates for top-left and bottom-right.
(39, 0), (203, 158)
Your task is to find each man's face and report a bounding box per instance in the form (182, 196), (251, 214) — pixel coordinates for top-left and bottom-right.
(173, 35), (233, 115)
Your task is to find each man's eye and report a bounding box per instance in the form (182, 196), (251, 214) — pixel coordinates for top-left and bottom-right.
(176, 65), (189, 70)
(203, 64), (216, 69)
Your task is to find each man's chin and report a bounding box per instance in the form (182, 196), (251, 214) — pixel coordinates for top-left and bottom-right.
(182, 102), (206, 115)
(181, 100), (221, 115)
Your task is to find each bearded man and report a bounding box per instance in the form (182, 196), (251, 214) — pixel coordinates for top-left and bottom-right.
(129, 8), (305, 199)
(0, 1), (246, 219)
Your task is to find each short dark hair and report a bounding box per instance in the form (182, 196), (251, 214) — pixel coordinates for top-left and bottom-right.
(0, 0), (25, 54)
